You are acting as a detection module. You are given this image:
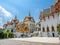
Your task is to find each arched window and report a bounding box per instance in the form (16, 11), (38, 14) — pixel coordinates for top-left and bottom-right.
(47, 26), (49, 32)
(43, 27), (45, 32)
(52, 26), (55, 32)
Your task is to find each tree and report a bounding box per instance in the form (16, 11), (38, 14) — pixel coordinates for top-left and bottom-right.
(57, 28), (60, 34)
(0, 31), (4, 39)
(8, 32), (14, 38)
(4, 30), (10, 38)
(57, 24), (60, 35)
(4, 32), (7, 38)
(0, 29), (4, 39)
(0, 29), (14, 39)
(4, 30), (14, 38)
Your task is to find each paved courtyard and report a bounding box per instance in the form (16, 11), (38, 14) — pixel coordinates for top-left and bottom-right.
(0, 37), (60, 45)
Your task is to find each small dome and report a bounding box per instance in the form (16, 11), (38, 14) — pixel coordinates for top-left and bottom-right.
(23, 12), (35, 23)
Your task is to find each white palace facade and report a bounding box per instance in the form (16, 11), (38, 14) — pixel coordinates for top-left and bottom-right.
(3, 0), (60, 37)
(39, 0), (60, 37)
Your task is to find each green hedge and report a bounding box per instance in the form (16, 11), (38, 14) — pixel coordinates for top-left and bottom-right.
(4, 33), (7, 38)
(57, 28), (60, 35)
(0, 30), (14, 39)
(57, 24), (60, 35)
(0, 31), (4, 39)
(8, 32), (14, 38)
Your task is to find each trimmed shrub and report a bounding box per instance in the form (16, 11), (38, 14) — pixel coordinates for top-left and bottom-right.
(8, 32), (14, 38)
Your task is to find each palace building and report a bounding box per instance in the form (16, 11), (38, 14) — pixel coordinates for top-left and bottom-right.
(3, 0), (59, 37)
(3, 12), (36, 38)
(3, 16), (19, 32)
(39, 0), (60, 37)
(15, 12), (35, 37)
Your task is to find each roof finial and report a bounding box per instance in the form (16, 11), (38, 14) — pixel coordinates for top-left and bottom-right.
(14, 15), (17, 19)
(28, 10), (31, 17)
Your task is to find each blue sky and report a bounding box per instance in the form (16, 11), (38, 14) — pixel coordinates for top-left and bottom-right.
(0, 0), (56, 28)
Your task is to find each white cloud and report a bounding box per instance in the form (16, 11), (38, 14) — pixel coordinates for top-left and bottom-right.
(0, 17), (3, 28)
(0, 17), (2, 22)
(0, 6), (13, 28)
(0, 6), (13, 18)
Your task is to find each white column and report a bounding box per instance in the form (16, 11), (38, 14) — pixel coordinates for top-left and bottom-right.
(38, 31), (41, 37)
(54, 26), (58, 37)
(49, 26), (52, 37)
(59, 13), (60, 20)
(41, 26), (43, 37)
(45, 27), (48, 37)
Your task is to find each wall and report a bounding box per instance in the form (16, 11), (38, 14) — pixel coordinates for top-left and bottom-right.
(40, 13), (59, 37)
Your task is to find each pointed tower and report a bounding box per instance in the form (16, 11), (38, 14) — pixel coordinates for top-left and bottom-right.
(28, 11), (31, 17)
(14, 16), (17, 20)
(11, 16), (19, 24)
(23, 11), (35, 22)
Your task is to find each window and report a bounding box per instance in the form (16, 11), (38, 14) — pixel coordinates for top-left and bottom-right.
(11, 29), (13, 32)
(30, 30), (34, 33)
(43, 27), (45, 32)
(47, 26), (49, 32)
(52, 26), (55, 32)
(30, 24), (32, 26)
(30, 24), (34, 27)
(38, 28), (41, 31)
(52, 33), (55, 37)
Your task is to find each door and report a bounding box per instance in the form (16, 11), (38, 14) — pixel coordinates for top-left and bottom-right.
(52, 33), (55, 37)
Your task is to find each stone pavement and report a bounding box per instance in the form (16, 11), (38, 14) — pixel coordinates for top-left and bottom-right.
(0, 37), (59, 45)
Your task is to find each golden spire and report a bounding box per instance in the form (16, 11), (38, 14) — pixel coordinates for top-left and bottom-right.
(28, 10), (31, 17)
(14, 15), (17, 20)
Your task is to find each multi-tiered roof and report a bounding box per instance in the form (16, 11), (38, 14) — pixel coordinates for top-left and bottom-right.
(39, 0), (60, 21)
(23, 12), (35, 23)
